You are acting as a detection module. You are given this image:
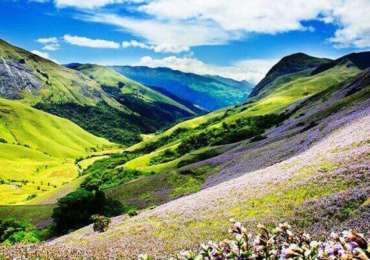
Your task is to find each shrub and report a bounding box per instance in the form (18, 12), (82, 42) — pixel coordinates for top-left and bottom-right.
(0, 138), (7, 144)
(127, 209), (138, 217)
(26, 194), (37, 201)
(140, 220), (370, 259)
(149, 149), (178, 165)
(91, 215), (111, 233)
(177, 149), (220, 168)
(0, 218), (40, 245)
(81, 151), (144, 190)
(52, 189), (123, 234)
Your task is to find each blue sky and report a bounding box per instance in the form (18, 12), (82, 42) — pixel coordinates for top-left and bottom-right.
(1, 0), (370, 83)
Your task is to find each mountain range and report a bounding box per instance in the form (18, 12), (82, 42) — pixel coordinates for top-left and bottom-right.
(111, 65), (253, 111)
(0, 39), (369, 258)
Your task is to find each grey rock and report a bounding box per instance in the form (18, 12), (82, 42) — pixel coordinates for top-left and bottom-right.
(0, 58), (41, 99)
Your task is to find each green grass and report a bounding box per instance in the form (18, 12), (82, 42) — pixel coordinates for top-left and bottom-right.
(0, 98), (112, 158)
(106, 163), (216, 208)
(84, 64), (360, 207)
(90, 63), (364, 213)
(0, 204), (55, 225)
(0, 98), (113, 205)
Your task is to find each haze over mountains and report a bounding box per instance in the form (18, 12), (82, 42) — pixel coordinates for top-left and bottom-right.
(111, 65), (253, 111)
(0, 38), (369, 258)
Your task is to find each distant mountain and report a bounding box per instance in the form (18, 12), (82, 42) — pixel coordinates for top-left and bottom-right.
(111, 66), (253, 111)
(249, 53), (331, 98)
(0, 39), (197, 145)
(67, 63), (204, 115)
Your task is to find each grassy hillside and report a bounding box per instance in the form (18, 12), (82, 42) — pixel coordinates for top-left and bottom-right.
(6, 62), (369, 259)
(0, 39), (198, 145)
(249, 53), (331, 97)
(0, 98), (112, 205)
(79, 54), (364, 211)
(111, 66), (252, 111)
(0, 39), (116, 107)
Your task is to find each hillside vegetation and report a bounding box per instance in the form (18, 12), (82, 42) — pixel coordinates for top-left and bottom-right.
(0, 98), (112, 205)
(80, 54), (363, 210)
(4, 64), (369, 258)
(0, 39), (198, 145)
(0, 48), (369, 258)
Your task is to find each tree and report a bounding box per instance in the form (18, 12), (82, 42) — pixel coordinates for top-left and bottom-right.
(52, 188), (123, 234)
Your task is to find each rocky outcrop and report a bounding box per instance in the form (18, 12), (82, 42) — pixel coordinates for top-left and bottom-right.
(0, 58), (41, 99)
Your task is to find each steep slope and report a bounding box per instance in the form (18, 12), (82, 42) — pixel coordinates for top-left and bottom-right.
(0, 39), (115, 107)
(77, 52), (365, 211)
(0, 39), (197, 145)
(0, 98), (112, 204)
(111, 66), (253, 111)
(7, 62), (369, 259)
(249, 53), (331, 98)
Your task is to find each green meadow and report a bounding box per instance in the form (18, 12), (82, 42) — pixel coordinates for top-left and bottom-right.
(0, 98), (113, 205)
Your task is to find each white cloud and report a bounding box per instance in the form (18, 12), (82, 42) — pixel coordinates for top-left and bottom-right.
(37, 37), (60, 51)
(82, 13), (233, 53)
(79, 0), (370, 50)
(33, 0), (370, 50)
(63, 34), (120, 48)
(31, 50), (50, 59)
(54, 0), (146, 9)
(55, 0), (122, 9)
(140, 0), (333, 33)
(31, 50), (59, 63)
(136, 56), (276, 84)
(122, 40), (152, 49)
(326, 0), (370, 48)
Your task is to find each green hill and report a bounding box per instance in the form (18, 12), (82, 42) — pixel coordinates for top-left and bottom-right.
(0, 98), (112, 205)
(0, 39), (198, 145)
(249, 53), (331, 98)
(80, 52), (367, 210)
(4, 53), (369, 258)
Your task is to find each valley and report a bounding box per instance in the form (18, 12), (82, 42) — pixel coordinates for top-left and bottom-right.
(0, 38), (369, 258)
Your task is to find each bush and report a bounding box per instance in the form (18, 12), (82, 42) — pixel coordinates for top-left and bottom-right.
(0, 218), (40, 245)
(52, 189), (123, 234)
(26, 194), (37, 201)
(0, 138), (7, 144)
(177, 149), (221, 168)
(91, 215), (111, 233)
(140, 220), (370, 259)
(127, 209), (138, 217)
(81, 151), (144, 190)
(149, 149), (178, 165)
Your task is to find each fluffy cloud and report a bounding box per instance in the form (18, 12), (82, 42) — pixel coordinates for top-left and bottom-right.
(122, 40), (152, 49)
(140, 0), (332, 33)
(63, 34), (120, 48)
(55, 0), (122, 9)
(37, 37), (60, 51)
(82, 0), (370, 50)
(31, 50), (58, 63)
(326, 0), (370, 48)
(34, 0), (370, 50)
(31, 50), (50, 59)
(82, 13), (231, 53)
(54, 0), (146, 9)
(136, 56), (276, 84)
